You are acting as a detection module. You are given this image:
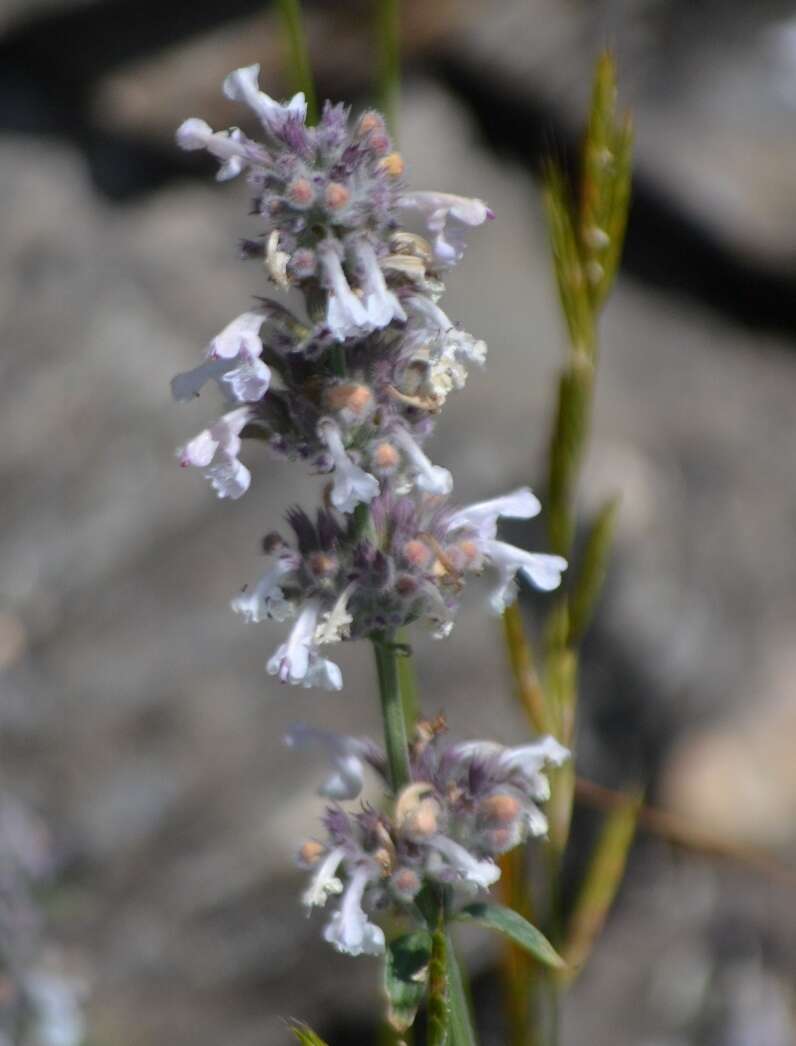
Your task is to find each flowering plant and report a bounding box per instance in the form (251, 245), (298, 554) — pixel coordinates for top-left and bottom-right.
(172, 38), (632, 1044)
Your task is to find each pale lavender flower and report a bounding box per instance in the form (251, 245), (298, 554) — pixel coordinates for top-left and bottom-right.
(318, 418), (380, 512)
(322, 865), (385, 957)
(179, 406), (253, 499)
(351, 239), (406, 328)
(230, 558), (295, 623)
(318, 240), (370, 341)
(291, 721), (568, 954)
(222, 63), (307, 136)
(284, 724), (378, 801)
(175, 118), (268, 180)
(480, 540), (568, 613)
(266, 600), (342, 690)
(392, 427), (452, 496)
(427, 834), (501, 890)
(446, 486), (541, 539)
(398, 190), (494, 265)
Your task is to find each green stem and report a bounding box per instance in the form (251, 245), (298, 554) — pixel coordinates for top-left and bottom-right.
(377, 0), (401, 135)
(427, 910), (449, 1046)
(277, 0), (318, 124)
(372, 634), (412, 793)
(395, 626), (419, 731)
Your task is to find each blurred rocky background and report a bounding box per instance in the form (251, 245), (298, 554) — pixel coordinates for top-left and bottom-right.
(1, 0), (795, 1043)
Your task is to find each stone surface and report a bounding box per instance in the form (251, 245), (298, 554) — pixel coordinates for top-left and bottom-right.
(450, 0), (796, 272)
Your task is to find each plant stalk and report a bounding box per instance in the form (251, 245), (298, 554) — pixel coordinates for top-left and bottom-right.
(372, 634), (412, 793)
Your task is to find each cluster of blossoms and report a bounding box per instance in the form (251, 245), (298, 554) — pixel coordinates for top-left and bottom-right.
(173, 65), (565, 689)
(172, 66), (569, 965)
(288, 720), (568, 956)
(174, 63), (489, 503)
(235, 487), (566, 690)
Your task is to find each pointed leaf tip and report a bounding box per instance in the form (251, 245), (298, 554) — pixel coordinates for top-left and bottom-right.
(454, 902), (565, 970)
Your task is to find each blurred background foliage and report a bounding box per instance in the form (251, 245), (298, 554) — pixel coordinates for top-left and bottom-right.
(0, 1), (794, 1043)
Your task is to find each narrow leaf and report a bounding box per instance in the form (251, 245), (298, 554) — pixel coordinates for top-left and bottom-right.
(446, 935), (478, 1046)
(455, 903), (565, 971)
(288, 1021), (330, 1045)
(560, 792), (640, 982)
(384, 931), (431, 1033)
(568, 496), (620, 645)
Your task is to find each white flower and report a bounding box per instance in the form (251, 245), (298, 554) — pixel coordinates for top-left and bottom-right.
(170, 357), (232, 402)
(283, 723), (370, 800)
(205, 453), (251, 500)
(318, 240), (370, 341)
(454, 736), (569, 836)
(318, 419), (380, 513)
(482, 539), (567, 613)
(454, 736), (569, 803)
(267, 600), (343, 690)
(302, 846), (345, 909)
(222, 64), (307, 134)
(231, 560), (295, 623)
(447, 487), (541, 541)
(398, 190), (493, 265)
(222, 357), (271, 402)
(209, 311), (267, 361)
(172, 314), (271, 403)
(175, 119), (266, 180)
(428, 835), (501, 889)
(351, 239), (406, 328)
(323, 866), (385, 956)
(304, 656), (344, 691)
(179, 407), (253, 499)
(392, 428), (452, 496)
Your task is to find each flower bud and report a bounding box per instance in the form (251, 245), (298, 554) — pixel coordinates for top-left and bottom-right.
(325, 182), (350, 210)
(287, 176), (315, 208)
(379, 152), (404, 177)
(369, 132), (391, 156)
(395, 574), (418, 597)
(357, 111), (385, 138)
(395, 783), (441, 841)
(308, 551), (338, 578)
(299, 840), (325, 867)
(323, 383), (373, 419)
(290, 247), (317, 279)
(371, 440), (400, 475)
(479, 793), (521, 827)
(403, 539), (433, 569)
(391, 866), (421, 901)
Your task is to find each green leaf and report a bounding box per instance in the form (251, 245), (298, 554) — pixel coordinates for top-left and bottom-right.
(384, 931), (432, 1033)
(288, 1021), (330, 1045)
(560, 791), (640, 982)
(455, 903), (565, 971)
(568, 496), (620, 645)
(446, 935), (478, 1046)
